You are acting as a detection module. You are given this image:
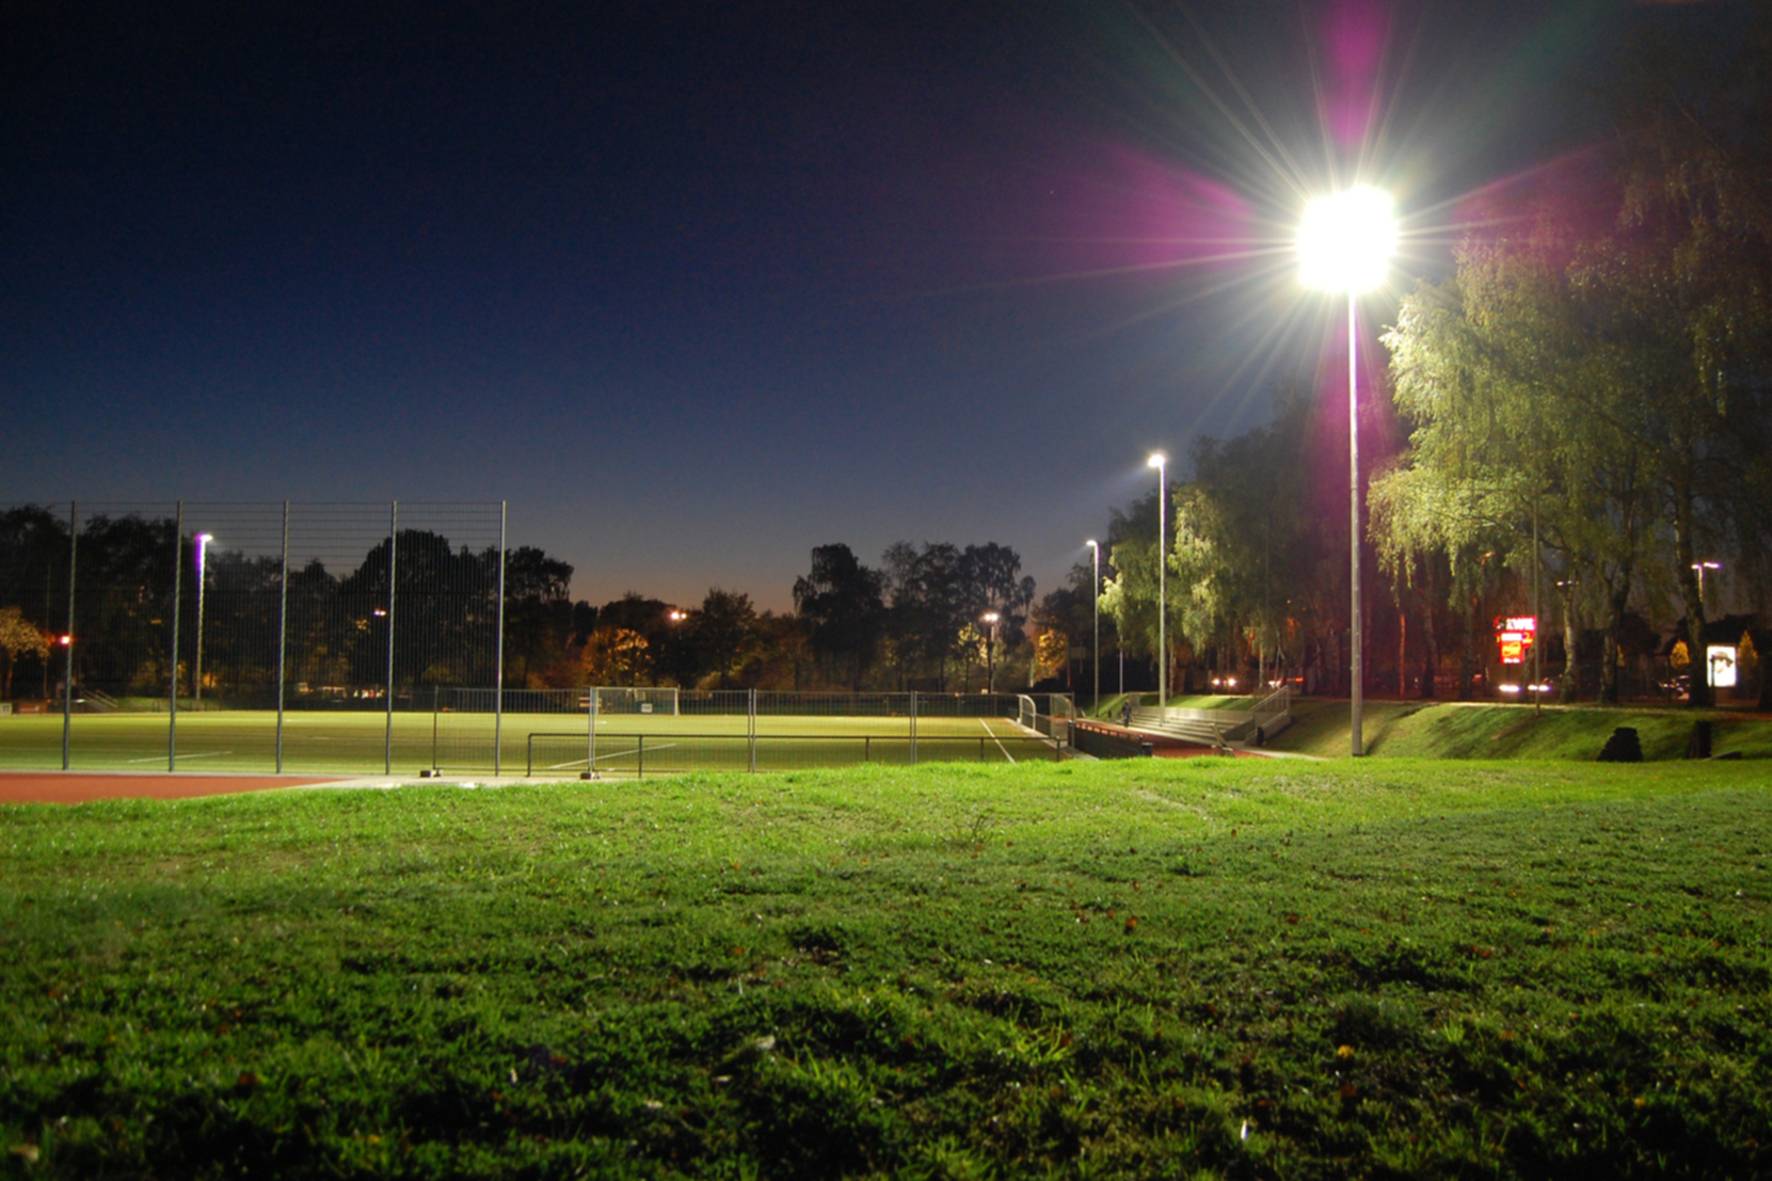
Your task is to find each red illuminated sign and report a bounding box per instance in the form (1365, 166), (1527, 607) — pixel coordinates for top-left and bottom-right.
(1494, 616), (1536, 665)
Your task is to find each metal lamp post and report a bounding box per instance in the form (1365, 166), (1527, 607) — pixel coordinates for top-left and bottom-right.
(1085, 539), (1100, 711)
(1147, 452), (1167, 707)
(981, 611), (1000, 694)
(1298, 185), (1396, 756)
(1692, 560), (1720, 606)
(193, 532), (214, 705)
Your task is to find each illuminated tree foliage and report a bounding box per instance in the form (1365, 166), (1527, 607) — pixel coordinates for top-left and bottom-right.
(578, 626), (651, 687)
(1375, 9), (1772, 706)
(0, 606), (50, 699)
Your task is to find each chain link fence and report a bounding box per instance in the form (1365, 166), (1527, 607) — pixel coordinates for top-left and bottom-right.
(3, 503), (1075, 777)
(0, 501), (505, 773)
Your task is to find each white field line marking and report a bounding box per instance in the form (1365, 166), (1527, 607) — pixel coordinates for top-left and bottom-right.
(130, 750), (232, 763)
(533, 741), (687, 774)
(592, 743), (678, 766)
(979, 717), (1015, 764)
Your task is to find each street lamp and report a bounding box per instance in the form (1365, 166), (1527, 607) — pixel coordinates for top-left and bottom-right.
(194, 532), (214, 705)
(1147, 452), (1167, 707)
(1692, 561), (1721, 606)
(981, 611), (1000, 694)
(1085, 539), (1100, 711)
(1298, 185), (1396, 756)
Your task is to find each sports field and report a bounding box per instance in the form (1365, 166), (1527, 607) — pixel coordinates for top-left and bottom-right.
(0, 708), (1057, 776)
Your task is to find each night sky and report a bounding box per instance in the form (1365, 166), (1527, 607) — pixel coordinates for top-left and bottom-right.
(6, 0), (1638, 610)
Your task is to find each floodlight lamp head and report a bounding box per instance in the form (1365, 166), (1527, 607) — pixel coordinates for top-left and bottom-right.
(197, 532), (214, 545)
(1297, 186), (1396, 293)
(1146, 451), (1167, 470)
(982, 611), (1000, 625)
(1085, 538), (1098, 550)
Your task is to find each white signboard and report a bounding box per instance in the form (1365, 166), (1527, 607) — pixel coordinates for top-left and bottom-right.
(1706, 644), (1738, 689)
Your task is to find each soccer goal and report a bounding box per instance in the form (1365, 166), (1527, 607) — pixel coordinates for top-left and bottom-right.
(585, 686), (680, 716)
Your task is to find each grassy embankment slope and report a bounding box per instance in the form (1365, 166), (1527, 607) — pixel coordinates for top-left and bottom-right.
(3, 757), (1768, 1177)
(1270, 698), (1772, 760)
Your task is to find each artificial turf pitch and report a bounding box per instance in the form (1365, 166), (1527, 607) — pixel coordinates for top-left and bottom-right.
(0, 709), (1052, 777)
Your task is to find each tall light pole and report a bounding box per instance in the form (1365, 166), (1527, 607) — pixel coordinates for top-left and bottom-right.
(1146, 452), (1167, 706)
(193, 532), (214, 705)
(1692, 560), (1721, 607)
(981, 611), (1000, 694)
(1299, 185), (1396, 756)
(1085, 539), (1100, 711)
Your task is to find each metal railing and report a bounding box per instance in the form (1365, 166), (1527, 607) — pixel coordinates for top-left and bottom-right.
(1247, 684), (1294, 742)
(1069, 722), (1153, 759)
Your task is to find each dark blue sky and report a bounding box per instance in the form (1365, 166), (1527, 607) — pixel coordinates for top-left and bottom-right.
(6, 0), (1635, 609)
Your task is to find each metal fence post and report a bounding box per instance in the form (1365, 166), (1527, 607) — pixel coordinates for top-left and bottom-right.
(61, 501), (77, 770)
(910, 690), (918, 765)
(275, 500), (289, 773)
(168, 501), (182, 771)
(384, 500), (397, 775)
(585, 685), (598, 779)
(747, 687), (757, 772)
(494, 500), (507, 776)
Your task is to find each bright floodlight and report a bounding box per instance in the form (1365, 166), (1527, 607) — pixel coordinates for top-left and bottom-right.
(1297, 186), (1396, 293)
(1146, 451), (1167, 469)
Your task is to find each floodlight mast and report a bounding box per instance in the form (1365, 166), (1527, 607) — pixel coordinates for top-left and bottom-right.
(1147, 452), (1167, 708)
(1298, 186), (1396, 757)
(1085, 539), (1100, 711)
(981, 611), (1001, 694)
(194, 533), (215, 705)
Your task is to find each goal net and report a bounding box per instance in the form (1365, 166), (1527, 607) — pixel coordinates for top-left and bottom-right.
(585, 686), (680, 715)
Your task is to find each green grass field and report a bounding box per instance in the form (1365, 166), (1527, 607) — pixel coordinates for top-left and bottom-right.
(0, 709), (1052, 776)
(2, 757), (1767, 1177)
(1267, 698), (1772, 760)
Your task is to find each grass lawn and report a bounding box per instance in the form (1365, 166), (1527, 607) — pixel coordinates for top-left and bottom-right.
(1270, 699), (1772, 761)
(2, 758), (1767, 1177)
